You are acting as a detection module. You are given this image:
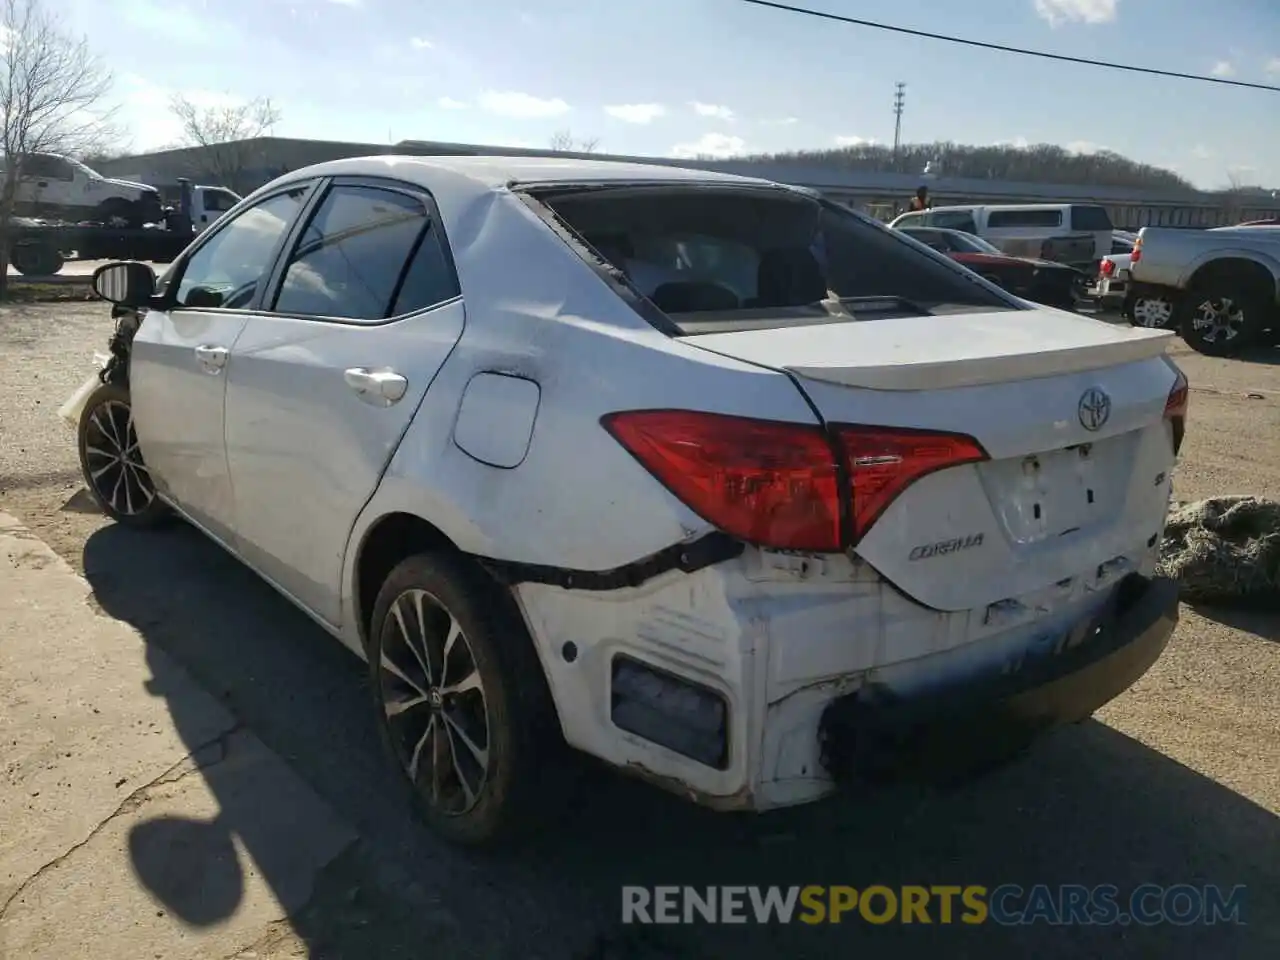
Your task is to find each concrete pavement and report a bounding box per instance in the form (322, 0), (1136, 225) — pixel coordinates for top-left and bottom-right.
(0, 512), (357, 959)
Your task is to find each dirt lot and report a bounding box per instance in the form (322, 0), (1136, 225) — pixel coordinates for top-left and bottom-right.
(1, 301), (1277, 958)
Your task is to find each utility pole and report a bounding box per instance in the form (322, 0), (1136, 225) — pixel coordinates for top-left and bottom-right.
(892, 82), (906, 172)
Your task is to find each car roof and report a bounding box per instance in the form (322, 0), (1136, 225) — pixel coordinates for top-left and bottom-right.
(274, 154), (782, 195)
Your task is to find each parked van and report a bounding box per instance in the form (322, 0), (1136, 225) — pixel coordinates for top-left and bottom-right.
(889, 203), (1114, 270)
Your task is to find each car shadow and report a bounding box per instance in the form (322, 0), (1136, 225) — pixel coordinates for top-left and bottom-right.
(1187, 603), (1280, 643)
(83, 522), (1280, 960)
(1229, 344), (1280, 367)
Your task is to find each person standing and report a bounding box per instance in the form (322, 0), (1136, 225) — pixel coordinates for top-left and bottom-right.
(909, 186), (932, 211)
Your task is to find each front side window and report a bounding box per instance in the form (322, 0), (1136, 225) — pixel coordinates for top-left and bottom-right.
(176, 187), (308, 309)
(272, 184), (454, 321)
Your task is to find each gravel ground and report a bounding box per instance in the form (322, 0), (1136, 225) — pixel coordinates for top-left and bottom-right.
(1, 301), (1277, 958)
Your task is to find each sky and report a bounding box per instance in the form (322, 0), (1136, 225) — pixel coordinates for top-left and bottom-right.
(57, 0), (1280, 190)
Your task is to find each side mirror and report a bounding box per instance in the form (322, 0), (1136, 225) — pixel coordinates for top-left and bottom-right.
(92, 261), (157, 307)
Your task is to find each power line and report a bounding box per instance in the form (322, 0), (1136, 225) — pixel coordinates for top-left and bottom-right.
(735, 0), (1280, 92)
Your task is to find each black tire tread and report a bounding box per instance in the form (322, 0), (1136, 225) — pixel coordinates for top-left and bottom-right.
(367, 550), (565, 848)
(76, 381), (170, 528)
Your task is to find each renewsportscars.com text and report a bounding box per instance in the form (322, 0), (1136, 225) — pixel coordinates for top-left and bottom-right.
(621, 884), (1246, 926)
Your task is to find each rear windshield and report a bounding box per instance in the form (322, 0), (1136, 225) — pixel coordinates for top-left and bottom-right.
(1071, 205), (1114, 231)
(532, 186), (1014, 332)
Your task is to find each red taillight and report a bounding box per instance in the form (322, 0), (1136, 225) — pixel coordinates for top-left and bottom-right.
(1164, 367), (1188, 455)
(1100, 259), (1115, 277)
(601, 410), (842, 551)
(1130, 237), (1142, 264)
(835, 426), (988, 541)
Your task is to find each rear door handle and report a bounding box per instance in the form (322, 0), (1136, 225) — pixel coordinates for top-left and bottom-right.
(194, 344), (228, 373)
(344, 367), (408, 406)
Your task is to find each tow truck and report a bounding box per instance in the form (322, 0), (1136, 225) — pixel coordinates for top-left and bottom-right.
(7, 179), (238, 276)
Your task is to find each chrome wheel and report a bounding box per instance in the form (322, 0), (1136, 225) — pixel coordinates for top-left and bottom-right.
(1190, 296), (1245, 344)
(82, 399), (156, 516)
(1131, 296), (1173, 328)
(377, 589), (491, 816)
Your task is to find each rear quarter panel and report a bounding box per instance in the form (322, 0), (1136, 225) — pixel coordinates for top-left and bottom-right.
(344, 187), (818, 574)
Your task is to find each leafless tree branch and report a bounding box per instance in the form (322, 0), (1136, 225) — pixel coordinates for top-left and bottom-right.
(169, 93), (280, 192)
(549, 129), (600, 153)
(0, 0), (117, 292)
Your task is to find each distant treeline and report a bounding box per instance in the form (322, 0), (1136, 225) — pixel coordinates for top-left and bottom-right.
(736, 141), (1201, 193)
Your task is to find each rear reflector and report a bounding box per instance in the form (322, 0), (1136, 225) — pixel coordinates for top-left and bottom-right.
(1100, 259), (1115, 277)
(611, 656), (728, 769)
(835, 426), (989, 541)
(601, 409), (841, 551)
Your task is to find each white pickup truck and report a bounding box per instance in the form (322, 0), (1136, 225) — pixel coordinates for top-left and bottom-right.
(1128, 225), (1280, 355)
(0, 152), (164, 227)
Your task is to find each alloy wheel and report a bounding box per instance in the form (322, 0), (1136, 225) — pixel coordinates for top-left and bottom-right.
(1190, 296), (1245, 344)
(82, 399), (156, 516)
(377, 589), (491, 815)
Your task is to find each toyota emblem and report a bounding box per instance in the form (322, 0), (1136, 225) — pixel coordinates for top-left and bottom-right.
(1078, 387), (1112, 432)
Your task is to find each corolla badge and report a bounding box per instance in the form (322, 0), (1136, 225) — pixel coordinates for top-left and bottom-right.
(1078, 387), (1111, 432)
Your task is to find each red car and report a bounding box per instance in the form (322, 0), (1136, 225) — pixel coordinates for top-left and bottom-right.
(896, 225), (1087, 310)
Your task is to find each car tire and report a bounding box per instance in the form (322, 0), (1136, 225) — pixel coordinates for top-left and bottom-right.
(1177, 275), (1272, 356)
(9, 242), (65, 276)
(367, 551), (562, 848)
(77, 382), (170, 528)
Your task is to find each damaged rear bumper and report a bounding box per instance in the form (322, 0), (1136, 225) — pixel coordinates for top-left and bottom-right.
(818, 573), (1179, 785)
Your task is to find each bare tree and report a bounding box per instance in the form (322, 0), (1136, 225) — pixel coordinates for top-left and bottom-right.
(0, 0), (116, 293)
(170, 93), (281, 192)
(549, 129), (600, 153)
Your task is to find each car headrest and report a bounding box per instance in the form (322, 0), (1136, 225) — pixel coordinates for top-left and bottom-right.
(755, 247), (827, 307)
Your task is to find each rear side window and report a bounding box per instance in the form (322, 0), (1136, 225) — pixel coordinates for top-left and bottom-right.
(987, 208), (1063, 228)
(272, 184), (457, 321)
(1071, 205), (1114, 231)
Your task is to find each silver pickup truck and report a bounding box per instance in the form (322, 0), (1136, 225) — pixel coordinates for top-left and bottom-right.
(1128, 225), (1280, 355)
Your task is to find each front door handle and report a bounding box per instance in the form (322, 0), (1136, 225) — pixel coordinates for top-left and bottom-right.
(344, 367), (408, 406)
(194, 344), (228, 374)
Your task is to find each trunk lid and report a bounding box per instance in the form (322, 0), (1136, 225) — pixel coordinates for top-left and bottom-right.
(686, 308), (1179, 612)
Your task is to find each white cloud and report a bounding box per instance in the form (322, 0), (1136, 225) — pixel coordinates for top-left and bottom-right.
(670, 133), (747, 159)
(834, 135), (877, 147)
(1033, 0), (1118, 27)
(326, 0), (363, 6)
(1066, 140), (1102, 154)
(477, 90), (570, 119)
(438, 96), (468, 110)
(994, 136), (1031, 149)
(409, 37), (433, 50)
(1191, 144), (1215, 160)
(604, 103), (666, 124)
(690, 101), (735, 121)
(1210, 60), (1235, 77)
(1266, 57), (1280, 75)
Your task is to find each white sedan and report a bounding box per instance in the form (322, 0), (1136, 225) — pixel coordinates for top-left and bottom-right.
(73, 156), (1187, 847)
